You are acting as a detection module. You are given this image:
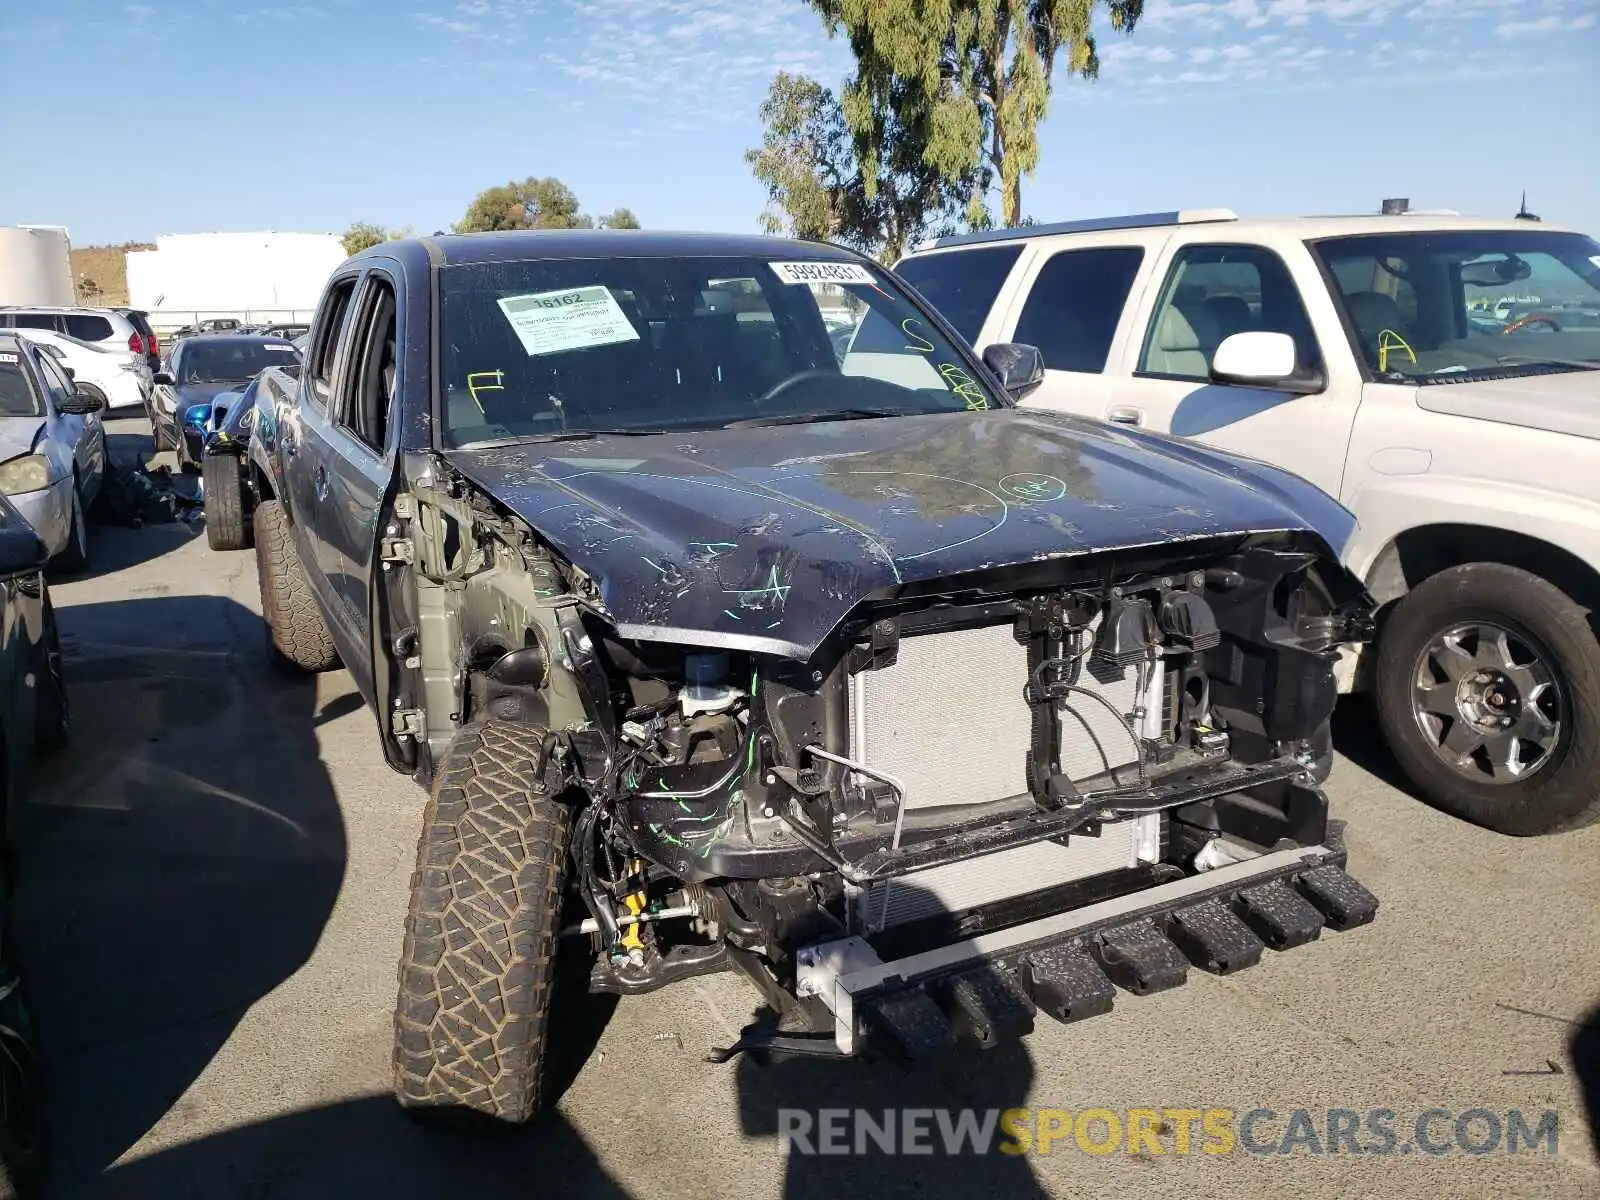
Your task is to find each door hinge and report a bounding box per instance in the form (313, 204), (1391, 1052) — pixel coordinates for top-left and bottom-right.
(380, 536), (415, 565)
(392, 493), (415, 521)
(391, 707), (426, 738)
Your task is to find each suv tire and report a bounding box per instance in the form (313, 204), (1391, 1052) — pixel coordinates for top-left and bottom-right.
(203, 456), (250, 551)
(1376, 563), (1600, 835)
(252, 500), (338, 674)
(393, 722), (572, 1124)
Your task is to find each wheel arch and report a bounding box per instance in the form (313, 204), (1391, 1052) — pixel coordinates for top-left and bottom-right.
(1363, 523), (1600, 617)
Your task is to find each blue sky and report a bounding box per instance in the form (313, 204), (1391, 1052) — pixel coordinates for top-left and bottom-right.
(2, 0), (1596, 245)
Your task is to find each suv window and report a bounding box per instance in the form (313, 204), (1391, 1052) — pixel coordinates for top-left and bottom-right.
(36, 354), (75, 407)
(1139, 244), (1321, 381)
(339, 277), (398, 453)
(1012, 247), (1144, 373)
(306, 277), (358, 406)
(9, 314), (58, 332)
(62, 313), (114, 342)
(895, 245), (1025, 344)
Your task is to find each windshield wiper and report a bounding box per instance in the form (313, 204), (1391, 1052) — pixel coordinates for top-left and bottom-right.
(1497, 354), (1600, 371)
(458, 427), (674, 449)
(721, 407), (906, 429)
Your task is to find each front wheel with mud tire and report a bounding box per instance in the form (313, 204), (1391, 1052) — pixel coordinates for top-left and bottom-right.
(393, 722), (574, 1124)
(1375, 562), (1600, 836)
(252, 499), (338, 674)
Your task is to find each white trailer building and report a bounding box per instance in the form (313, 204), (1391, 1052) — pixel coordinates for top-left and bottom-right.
(126, 231), (346, 330)
(0, 226), (75, 307)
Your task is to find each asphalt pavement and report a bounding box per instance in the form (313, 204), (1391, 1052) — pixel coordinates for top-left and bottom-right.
(11, 415), (1599, 1199)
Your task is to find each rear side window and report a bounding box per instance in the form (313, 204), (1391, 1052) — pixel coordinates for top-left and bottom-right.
(62, 314), (114, 342)
(306, 277), (359, 406)
(1012, 247), (1144, 373)
(894, 245), (1024, 344)
(10, 314), (58, 332)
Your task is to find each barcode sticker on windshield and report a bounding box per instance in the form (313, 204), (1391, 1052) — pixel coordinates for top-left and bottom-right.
(497, 286), (641, 357)
(769, 261), (875, 286)
(0, 354), (16, 364)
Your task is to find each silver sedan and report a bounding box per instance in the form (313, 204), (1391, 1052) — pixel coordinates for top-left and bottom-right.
(0, 332), (107, 571)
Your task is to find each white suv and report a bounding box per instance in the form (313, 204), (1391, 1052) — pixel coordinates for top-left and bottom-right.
(897, 209), (1600, 836)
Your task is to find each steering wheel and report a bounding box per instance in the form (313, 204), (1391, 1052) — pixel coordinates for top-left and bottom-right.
(1502, 312), (1562, 335)
(756, 368), (844, 405)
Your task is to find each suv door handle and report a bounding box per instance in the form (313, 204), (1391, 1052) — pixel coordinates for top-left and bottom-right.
(1106, 405), (1144, 426)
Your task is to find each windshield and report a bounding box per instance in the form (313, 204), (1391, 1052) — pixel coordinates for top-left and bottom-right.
(178, 339), (300, 383)
(0, 354), (42, 417)
(436, 254), (1005, 448)
(1311, 229), (1600, 383)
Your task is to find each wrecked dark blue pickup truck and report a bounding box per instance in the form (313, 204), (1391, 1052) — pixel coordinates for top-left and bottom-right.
(248, 230), (1379, 1124)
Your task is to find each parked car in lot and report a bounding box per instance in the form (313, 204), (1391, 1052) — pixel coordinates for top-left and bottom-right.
(0, 487), (68, 1196)
(12, 327), (151, 411)
(150, 334), (300, 469)
(112, 307), (162, 372)
(0, 306), (153, 376)
(896, 210), (1600, 836)
(248, 230), (1378, 1124)
(0, 331), (107, 571)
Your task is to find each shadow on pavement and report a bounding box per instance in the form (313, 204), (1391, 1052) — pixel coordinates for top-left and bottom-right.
(86, 1096), (632, 1199)
(735, 1010), (1047, 1198)
(1571, 999), (1600, 1162)
(9, 594), (344, 1195)
(1329, 695), (1414, 794)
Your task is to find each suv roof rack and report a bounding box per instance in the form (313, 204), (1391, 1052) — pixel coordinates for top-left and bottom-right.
(915, 208), (1238, 252)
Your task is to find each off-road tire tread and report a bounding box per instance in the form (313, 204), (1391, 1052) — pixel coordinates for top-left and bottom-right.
(1376, 563), (1600, 836)
(393, 722), (570, 1123)
(252, 500), (337, 673)
(203, 455), (249, 551)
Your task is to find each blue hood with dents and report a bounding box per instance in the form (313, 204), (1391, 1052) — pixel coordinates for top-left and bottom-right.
(444, 409), (1355, 660)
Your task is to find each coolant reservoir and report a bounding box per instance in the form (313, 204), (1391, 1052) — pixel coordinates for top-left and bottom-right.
(682, 651), (742, 717)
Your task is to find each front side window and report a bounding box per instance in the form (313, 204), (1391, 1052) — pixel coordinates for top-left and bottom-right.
(1139, 244), (1321, 381)
(893, 245), (1025, 344)
(1012, 247), (1145, 373)
(1312, 229), (1600, 382)
(178, 340), (301, 384)
(437, 255), (1005, 449)
(0, 353), (42, 417)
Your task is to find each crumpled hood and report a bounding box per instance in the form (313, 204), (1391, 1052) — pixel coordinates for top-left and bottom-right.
(1415, 367), (1600, 441)
(0, 417), (46, 463)
(444, 409), (1355, 659)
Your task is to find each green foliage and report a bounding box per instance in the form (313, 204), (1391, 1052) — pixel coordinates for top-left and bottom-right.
(809, 0), (1143, 227)
(456, 178), (640, 233)
(746, 71), (978, 264)
(341, 221), (391, 256)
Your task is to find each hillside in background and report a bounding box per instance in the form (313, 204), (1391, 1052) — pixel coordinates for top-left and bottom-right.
(69, 242), (152, 307)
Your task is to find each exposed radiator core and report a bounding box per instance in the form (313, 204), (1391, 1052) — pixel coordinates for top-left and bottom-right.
(846, 620), (1158, 812)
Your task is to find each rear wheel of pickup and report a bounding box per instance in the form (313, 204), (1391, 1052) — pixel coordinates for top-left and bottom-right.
(393, 722), (573, 1124)
(252, 499), (338, 674)
(1376, 563), (1600, 835)
(203, 455), (249, 551)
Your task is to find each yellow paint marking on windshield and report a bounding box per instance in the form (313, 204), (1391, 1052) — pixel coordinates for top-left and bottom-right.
(466, 369), (505, 414)
(1377, 330), (1415, 374)
(901, 318), (936, 354)
(937, 361), (991, 410)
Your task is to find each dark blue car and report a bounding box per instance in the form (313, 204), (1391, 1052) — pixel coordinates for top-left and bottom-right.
(149, 335), (301, 469)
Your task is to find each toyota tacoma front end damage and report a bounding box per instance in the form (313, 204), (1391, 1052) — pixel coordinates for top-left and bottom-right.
(250, 232), (1378, 1123)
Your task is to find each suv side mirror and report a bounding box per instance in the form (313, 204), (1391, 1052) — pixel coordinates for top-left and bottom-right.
(1211, 332), (1325, 395)
(60, 387), (106, 415)
(982, 342), (1046, 400)
(152, 370), (174, 386)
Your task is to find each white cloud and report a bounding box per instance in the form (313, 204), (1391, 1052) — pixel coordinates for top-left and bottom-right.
(1496, 13), (1595, 35)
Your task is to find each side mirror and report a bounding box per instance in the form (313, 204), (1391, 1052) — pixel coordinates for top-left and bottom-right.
(62, 366), (76, 380)
(152, 371), (174, 386)
(60, 387), (106, 415)
(1210, 331), (1325, 395)
(982, 342), (1046, 400)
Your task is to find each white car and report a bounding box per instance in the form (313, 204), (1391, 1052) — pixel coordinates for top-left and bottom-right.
(13, 327), (151, 410)
(897, 208), (1600, 837)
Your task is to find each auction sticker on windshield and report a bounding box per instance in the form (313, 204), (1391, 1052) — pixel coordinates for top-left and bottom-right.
(770, 261), (875, 286)
(496, 286), (641, 357)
